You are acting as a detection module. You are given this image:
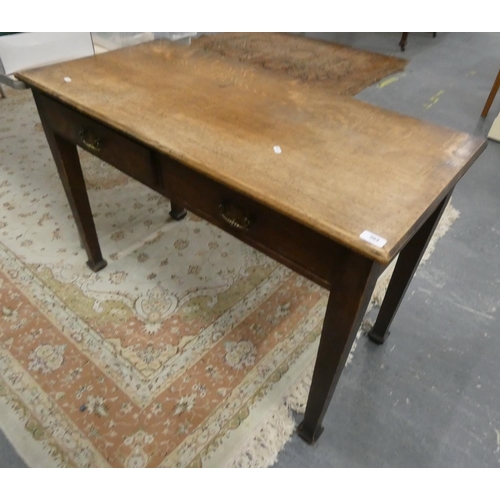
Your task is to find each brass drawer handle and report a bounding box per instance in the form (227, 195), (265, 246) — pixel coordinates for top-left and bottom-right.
(79, 128), (102, 153)
(219, 201), (253, 231)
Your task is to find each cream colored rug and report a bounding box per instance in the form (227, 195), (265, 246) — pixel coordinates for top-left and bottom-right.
(0, 86), (458, 468)
(487, 112), (500, 142)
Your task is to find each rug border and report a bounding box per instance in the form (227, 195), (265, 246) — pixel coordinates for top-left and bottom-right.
(0, 392), (60, 468)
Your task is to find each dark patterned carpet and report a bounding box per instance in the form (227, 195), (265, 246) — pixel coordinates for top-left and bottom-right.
(192, 32), (407, 96)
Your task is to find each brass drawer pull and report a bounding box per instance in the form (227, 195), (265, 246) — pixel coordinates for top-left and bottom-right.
(79, 128), (102, 153)
(219, 201), (253, 231)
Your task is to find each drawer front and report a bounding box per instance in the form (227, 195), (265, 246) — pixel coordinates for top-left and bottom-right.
(160, 156), (346, 288)
(35, 93), (157, 189)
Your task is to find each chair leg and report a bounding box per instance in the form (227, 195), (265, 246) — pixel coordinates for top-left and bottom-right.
(0, 85), (5, 98)
(481, 69), (500, 117)
(399, 32), (409, 52)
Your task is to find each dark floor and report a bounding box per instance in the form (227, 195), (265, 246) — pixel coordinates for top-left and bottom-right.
(1, 32), (500, 468)
(272, 32), (500, 468)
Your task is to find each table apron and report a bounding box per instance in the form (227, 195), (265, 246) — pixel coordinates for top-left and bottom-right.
(35, 91), (351, 289)
(34, 92), (160, 190)
(159, 154), (356, 289)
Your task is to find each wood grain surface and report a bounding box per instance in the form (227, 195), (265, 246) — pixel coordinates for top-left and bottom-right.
(16, 40), (487, 264)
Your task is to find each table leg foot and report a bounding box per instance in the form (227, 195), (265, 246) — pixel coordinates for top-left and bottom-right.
(170, 203), (187, 221)
(297, 421), (324, 445)
(368, 327), (391, 345)
(87, 259), (107, 272)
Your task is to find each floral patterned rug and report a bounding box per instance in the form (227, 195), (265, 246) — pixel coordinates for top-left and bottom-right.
(0, 75), (457, 467)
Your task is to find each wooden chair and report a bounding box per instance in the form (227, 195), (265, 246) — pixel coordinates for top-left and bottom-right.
(481, 70), (500, 117)
(399, 32), (437, 52)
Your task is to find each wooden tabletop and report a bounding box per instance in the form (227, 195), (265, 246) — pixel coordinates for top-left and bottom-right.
(16, 40), (487, 264)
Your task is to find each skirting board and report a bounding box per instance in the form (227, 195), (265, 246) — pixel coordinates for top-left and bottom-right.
(487, 111), (500, 142)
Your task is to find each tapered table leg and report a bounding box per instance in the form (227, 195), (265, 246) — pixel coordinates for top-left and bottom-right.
(368, 194), (452, 345)
(34, 93), (107, 272)
(297, 252), (382, 444)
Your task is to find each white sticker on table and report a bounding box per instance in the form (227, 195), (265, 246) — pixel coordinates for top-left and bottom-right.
(360, 230), (387, 248)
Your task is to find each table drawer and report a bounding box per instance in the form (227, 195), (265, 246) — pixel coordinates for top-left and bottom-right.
(160, 156), (345, 288)
(35, 93), (157, 188)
